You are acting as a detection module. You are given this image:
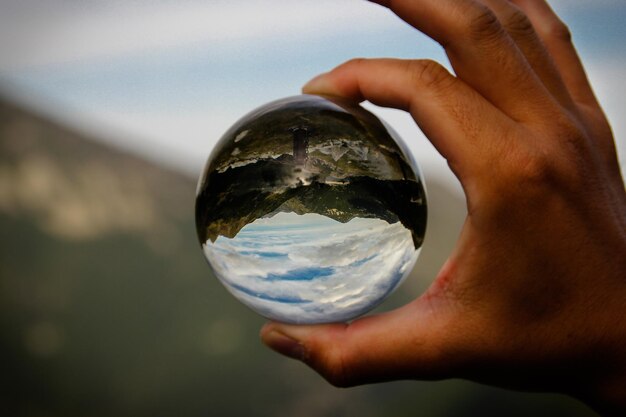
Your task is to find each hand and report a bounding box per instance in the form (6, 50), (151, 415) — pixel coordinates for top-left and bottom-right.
(260, 0), (626, 414)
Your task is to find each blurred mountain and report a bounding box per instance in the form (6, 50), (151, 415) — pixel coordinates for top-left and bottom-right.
(0, 96), (597, 417)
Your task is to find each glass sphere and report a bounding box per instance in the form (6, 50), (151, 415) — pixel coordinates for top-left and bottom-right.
(195, 95), (427, 324)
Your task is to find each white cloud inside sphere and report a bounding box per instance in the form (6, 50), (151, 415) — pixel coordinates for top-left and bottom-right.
(203, 213), (418, 324)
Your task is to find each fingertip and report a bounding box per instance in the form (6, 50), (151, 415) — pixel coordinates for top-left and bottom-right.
(301, 72), (335, 95)
(260, 323), (309, 361)
(259, 321), (276, 339)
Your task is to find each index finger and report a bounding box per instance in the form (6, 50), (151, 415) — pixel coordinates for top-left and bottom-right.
(369, 0), (560, 121)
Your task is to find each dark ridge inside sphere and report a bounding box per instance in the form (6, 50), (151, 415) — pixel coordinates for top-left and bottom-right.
(195, 94), (427, 324)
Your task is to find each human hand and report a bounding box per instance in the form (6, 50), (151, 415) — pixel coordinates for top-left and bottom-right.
(260, 0), (626, 414)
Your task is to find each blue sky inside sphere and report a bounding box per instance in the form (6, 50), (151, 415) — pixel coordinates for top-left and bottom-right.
(0, 0), (624, 183)
(202, 213), (418, 323)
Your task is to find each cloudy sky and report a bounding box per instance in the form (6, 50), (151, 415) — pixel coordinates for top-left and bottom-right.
(203, 212), (418, 323)
(0, 0), (624, 186)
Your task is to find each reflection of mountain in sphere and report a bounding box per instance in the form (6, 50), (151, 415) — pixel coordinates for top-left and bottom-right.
(195, 95), (427, 324)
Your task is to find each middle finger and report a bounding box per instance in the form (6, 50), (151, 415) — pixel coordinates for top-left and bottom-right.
(478, 0), (577, 113)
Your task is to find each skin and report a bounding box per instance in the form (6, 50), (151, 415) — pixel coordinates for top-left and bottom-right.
(259, 0), (626, 415)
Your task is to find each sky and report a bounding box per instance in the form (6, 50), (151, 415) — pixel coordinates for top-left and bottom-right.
(203, 213), (417, 324)
(0, 0), (624, 188)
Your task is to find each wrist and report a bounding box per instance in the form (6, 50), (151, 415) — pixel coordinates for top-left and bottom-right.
(578, 300), (626, 416)
(582, 370), (626, 417)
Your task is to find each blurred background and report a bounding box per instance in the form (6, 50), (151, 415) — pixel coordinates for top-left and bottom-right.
(0, 0), (624, 416)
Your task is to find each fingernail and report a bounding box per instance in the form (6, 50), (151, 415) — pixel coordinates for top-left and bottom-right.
(261, 329), (308, 361)
(302, 73), (332, 94)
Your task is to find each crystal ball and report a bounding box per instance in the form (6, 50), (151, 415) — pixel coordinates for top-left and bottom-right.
(195, 95), (427, 324)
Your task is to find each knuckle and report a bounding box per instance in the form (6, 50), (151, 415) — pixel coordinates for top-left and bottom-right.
(311, 345), (355, 388)
(513, 149), (554, 188)
(549, 116), (591, 182)
(408, 59), (454, 91)
(486, 134), (556, 198)
(342, 57), (367, 71)
(549, 113), (589, 154)
(464, 4), (505, 44)
(496, 124), (589, 197)
(544, 19), (572, 43)
(478, 117), (594, 214)
(503, 8), (536, 39)
(479, 149), (554, 218)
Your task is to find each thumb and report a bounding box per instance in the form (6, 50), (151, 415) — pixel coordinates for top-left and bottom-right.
(260, 296), (460, 387)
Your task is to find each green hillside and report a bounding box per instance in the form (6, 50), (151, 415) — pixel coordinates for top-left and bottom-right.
(0, 97), (597, 417)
